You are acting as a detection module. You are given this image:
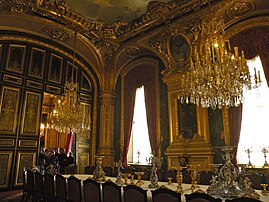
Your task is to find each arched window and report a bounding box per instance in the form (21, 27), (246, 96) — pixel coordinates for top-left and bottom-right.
(237, 56), (269, 166)
(127, 86), (152, 165)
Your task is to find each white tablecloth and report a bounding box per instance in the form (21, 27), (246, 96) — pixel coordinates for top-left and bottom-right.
(64, 174), (269, 202)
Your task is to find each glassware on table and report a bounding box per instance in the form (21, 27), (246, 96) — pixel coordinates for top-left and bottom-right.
(167, 177), (173, 185)
(260, 184), (268, 194)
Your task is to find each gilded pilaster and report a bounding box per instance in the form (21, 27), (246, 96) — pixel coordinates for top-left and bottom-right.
(98, 91), (116, 166)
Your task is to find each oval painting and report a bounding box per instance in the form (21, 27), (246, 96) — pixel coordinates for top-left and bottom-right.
(169, 35), (191, 63)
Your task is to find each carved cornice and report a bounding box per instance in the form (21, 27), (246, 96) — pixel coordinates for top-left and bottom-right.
(0, 0), (224, 44)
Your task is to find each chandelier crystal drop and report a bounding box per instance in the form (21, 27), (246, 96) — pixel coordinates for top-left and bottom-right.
(179, 18), (261, 109)
(48, 33), (91, 133)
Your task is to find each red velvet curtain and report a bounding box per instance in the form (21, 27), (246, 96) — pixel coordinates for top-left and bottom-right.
(65, 130), (74, 156)
(228, 26), (269, 164)
(122, 63), (158, 166)
(144, 71), (158, 155)
(228, 105), (242, 165)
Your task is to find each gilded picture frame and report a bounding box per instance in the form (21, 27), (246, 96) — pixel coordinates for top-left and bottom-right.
(0, 86), (20, 134)
(28, 47), (46, 79)
(14, 152), (36, 186)
(168, 34), (191, 65)
(48, 53), (63, 84)
(0, 151), (13, 188)
(21, 91), (42, 135)
(5, 44), (26, 74)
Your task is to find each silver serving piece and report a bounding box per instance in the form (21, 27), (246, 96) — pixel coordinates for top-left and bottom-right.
(207, 146), (260, 199)
(148, 154), (162, 188)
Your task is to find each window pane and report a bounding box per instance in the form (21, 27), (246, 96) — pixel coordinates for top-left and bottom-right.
(237, 56), (269, 166)
(127, 86), (152, 165)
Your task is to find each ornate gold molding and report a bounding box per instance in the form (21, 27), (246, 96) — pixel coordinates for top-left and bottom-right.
(226, 0), (255, 19)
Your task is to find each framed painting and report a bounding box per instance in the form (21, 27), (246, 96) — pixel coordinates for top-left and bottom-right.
(28, 47), (46, 79)
(48, 53), (63, 84)
(168, 34), (191, 64)
(5, 44), (26, 74)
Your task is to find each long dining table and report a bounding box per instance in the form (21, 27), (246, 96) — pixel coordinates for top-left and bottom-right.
(63, 174), (269, 202)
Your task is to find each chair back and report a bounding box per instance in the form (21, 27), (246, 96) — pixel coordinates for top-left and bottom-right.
(55, 174), (68, 201)
(225, 197), (262, 202)
(102, 180), (122, 202)
(67, 175), (82, 202)
(198, 170), (215, 185)
(35, 171), (45, 200)
(124, 184), (147, 202)
(151, 187), (181, 202)
(83, 178), (101, 202)
(185, 192), (222, 202)
(44, 173), (55, 201)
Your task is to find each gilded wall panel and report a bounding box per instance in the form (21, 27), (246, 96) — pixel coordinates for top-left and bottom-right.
(79, 103), (91, 139)
(0, 87), (20, 133)
(0, 151), (13, 188)
(77, 152), (89, 174)
(14, 152), (36, 186)
(28, 47), (46, 79)
(21, 91), (42, 135)
(5, 44), (26, 74)
(3, 74), (23, 85)
(0, 44), (3, 67)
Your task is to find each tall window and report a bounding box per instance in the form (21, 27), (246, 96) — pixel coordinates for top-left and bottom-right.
(237, 56), (269, 166)
(127, 86), (152, 165)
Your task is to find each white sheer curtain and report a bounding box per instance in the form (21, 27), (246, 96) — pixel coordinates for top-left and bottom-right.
(237, 56), (269, 166)
(127, 86), (152, 165)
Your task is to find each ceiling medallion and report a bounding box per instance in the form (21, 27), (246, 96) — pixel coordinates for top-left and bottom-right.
(42, 27), (71, 41)
(123, 46), (141, 57)
(227, 1), (255, 19)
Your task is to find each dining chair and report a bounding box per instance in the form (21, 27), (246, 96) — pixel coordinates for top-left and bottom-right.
(20, 168), (28, 202)
(123, 184), (147, 202)
(24, 169), (35, 202)
(43, 172), (55, 201)
(185, 192), (222, 202)
(102, 180), (122, 202)
(151, 187), (181, 202)
(225, 197), (262, 202)
(83, 178), (101, 202)
(55, 174), (68, 202)
(35, 171), (45, 201)
(67, 175), (82, 202)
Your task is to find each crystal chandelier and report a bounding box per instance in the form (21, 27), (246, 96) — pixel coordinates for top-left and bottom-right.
(179, 17), (261, 109)
(48, 33), (91, 132)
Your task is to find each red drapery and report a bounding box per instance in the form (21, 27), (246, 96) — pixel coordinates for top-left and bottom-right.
(65, 130), (74, 157)
(122, 63), (158, 166)
(228, 26), (269, 163)
(228, 105), (242, 165)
